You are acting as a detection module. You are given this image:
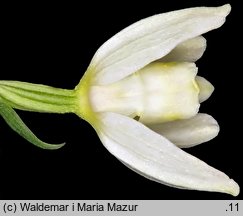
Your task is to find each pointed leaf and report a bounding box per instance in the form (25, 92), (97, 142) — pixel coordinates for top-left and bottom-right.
(0, 101), (65, 150)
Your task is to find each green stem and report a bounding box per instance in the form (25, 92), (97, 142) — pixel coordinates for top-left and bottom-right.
(0, 80), (77, 114)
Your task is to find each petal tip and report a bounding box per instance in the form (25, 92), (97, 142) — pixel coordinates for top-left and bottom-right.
(227, 179), (240, 197)
(220, 4), (231, 16)
(217, 178), (240, 197)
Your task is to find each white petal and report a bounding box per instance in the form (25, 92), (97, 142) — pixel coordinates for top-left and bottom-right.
(96, 112), (239, 196)
(159, 36), (206, 62)
(148, 113), (219, 148)
(89, 4), (231, 85)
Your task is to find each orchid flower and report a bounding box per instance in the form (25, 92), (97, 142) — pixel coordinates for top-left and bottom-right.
(0, 4), (239, 196)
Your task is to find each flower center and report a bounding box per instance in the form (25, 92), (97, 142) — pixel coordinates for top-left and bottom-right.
(89, 62), (200, 124)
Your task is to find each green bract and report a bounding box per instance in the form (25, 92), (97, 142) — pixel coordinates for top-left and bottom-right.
(0, 4), (239, 196)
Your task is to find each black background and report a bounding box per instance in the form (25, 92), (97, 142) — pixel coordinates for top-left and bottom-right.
(0, 0), (242, 200)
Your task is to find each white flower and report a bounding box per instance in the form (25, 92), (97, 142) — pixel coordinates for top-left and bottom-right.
(0, 4), (239, 196)
(75, 4), (239, 196)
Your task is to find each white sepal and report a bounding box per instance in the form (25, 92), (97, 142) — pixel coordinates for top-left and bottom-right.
(89, 5), (231, 85)
(96, 112), (239, 196)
